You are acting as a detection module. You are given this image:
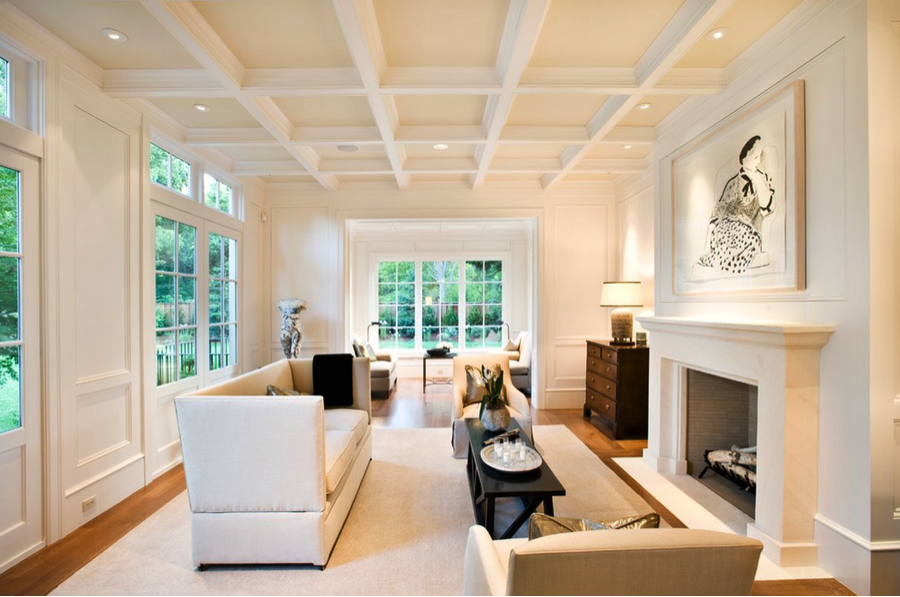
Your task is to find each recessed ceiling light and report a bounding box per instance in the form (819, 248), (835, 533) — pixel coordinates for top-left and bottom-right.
(433, 143), (449, 150)
(637, 102), (652, 110)
(193, 103), (210, 112)
(707, 27), (728, 41)
(102, 28), (128, 42)
(623, 145), (632, 150)
(337, 144), (360, 153)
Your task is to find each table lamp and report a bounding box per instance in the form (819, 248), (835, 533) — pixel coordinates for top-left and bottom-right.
(600, 281), (643, 345)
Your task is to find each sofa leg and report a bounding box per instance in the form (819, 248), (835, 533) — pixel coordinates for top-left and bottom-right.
(197, 564), (208, 572)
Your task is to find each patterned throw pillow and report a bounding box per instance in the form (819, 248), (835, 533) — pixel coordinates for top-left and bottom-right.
(527, 512), (660, 540)
(463, 365), (508, 407)
(266, 384), (300, 396)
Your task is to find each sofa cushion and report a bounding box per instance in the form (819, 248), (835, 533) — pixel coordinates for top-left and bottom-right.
(324, 408), (368, 446)
(370, 360), (393, 379)
(509, 360), (529, 376)
(324, 430), (355, 494)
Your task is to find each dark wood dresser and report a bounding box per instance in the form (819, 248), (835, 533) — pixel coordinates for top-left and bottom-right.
(584, 340), (649, 440)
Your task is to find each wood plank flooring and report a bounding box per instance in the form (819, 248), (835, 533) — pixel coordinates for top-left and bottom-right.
(0, 377), (853, 596)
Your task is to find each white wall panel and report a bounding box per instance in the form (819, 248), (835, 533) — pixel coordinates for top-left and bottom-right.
(552, 205), (608, 339)
(270, 207), (331, 350)
(73, 108), (130, 381)
(75, 385), (130, 464)
(0, 447), (24, 533)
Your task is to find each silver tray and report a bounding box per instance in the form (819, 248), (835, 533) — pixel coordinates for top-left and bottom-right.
(480, 444), (542, 473)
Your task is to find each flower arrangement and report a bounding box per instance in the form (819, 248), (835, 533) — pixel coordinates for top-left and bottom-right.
(436, 341), (453, 351)
(475, 363), (506, 418)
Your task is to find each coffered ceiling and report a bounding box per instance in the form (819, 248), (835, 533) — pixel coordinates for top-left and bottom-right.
(10, 0), (806, 191)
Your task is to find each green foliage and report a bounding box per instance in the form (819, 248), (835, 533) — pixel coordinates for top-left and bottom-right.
(0, 167), (19, 386)
(150, 144), (190, 195)
(149, 144), (169, 187)
(0, 57), (9, 118)
(476, 364), (505, 418)
(0, 372), (20, 433)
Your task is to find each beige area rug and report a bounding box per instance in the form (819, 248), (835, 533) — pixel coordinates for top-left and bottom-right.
(52, 426), (655, 596)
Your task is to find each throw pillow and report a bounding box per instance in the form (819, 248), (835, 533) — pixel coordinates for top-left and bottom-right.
(463, 364), (508, 407)
(266, 384), (299, 396)
(501, 338), (519, 352)
(364, 342), (378, 362)
(351, 340), (363, 358)
(527, 512), (660, 540)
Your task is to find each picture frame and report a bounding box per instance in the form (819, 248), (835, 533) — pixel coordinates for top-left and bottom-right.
(671, 80), (806, 296)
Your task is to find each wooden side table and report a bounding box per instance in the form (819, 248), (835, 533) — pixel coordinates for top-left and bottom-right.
(584, 340), (649, 440)
(422, 352), (456, 393)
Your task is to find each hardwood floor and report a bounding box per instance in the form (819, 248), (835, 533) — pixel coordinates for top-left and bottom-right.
(0, 377), (853, 596)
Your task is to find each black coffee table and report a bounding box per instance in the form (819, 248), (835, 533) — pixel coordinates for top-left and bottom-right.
(465, 419), (566, 539)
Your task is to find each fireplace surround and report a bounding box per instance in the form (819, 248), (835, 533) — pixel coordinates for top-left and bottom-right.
(637, 317), (833, 566)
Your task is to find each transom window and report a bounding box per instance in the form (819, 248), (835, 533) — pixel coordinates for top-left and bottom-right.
(376, 259), (503, 350)
(150, 143), (191, 196)
(203, 173), (234, 216)
(0, 56), (9, 119)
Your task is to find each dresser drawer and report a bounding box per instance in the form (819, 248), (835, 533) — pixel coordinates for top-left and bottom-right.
(586, 353), (617, 377)
(600, 347), (618, 364)
(586, 370), (617, 398)
(587, 343), (603, 360)
(586, 390), (616, 420)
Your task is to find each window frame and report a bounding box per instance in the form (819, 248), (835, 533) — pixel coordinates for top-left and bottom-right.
(206, 225), (239, 378)
(0, 40), (37, 132)
(372, 256), (506, 352)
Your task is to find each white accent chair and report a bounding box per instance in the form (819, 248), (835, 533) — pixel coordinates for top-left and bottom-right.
(494, 331), (533, 394)
(352, 335), (398, 398)
(451, 354), (532, 459)
(175, 358), (372, 568)
(462, 525), (763, 595)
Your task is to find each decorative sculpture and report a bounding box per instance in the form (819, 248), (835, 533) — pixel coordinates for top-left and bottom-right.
(277, 298), (307, 359)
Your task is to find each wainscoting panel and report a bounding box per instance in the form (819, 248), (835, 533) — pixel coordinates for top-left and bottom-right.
(0, 446), (24, 534)
(75, 384), (131, 466)
(73, 107), (130, 382)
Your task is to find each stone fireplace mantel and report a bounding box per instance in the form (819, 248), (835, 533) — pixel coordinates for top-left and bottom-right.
(637, 316), (834, 567)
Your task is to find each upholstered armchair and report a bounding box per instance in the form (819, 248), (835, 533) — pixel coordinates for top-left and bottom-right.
(462, 525), (763, 595)
(493, 331), (533, 394)
(451, 354), (532, 459)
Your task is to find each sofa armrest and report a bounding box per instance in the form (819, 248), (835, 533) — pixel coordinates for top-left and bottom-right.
(506, 385), (529, 420)
(175, 395), (326, 513)
(352, 357), (373, 421)
(463, 526), (508, 596)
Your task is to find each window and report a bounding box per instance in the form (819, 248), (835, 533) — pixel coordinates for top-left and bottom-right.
(0, 165), (20, 432)
(203, 174), (234, 216)
(0, 56), (9, 119)
(377, 261), (415, 349)
(465, 260), (503, 348)
(421, 261), (459, 348)
(154, 216), (197, 386)
(208, 232), (238, 371)
(150, 143), (191, 195)
(375, 259), (503, 350)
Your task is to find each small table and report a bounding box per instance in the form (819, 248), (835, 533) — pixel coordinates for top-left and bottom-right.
(465, 419), (566, 539)
(422, 352), (456, 393)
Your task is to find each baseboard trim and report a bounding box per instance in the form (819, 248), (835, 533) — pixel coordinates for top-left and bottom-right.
(815, 514), (900, 552)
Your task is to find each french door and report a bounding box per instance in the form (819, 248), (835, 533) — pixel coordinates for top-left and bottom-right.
(0, 145), (42, 570)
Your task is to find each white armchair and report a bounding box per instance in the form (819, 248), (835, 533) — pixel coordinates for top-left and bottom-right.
(451, 354), (532, 459)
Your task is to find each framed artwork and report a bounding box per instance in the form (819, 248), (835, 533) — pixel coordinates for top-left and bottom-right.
(671, 80), (805, 296)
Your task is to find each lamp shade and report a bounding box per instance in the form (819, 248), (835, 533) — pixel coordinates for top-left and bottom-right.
(600, 281), (643, 307)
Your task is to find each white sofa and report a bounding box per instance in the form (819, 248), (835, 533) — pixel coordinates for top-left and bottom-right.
(462, 525), (763, 595)
(494, 331), (533, 394)
(175, 357), (372, 568)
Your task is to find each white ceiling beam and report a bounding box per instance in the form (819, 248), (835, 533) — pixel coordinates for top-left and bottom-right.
(518, 67), (637, 91)
(380, 67), (501, 94)
(572, 159), (650, 173)
(499, 125), (588, 144)
(542, 0), (737, 190)
(241, 68), (364, 95)
(139, 0), (338, 191)
(395, 126), (487, 144)
(232, 161), (308, 177)
(331, 0), (409, 190)
(186, 128), (278, 146)
(404, 158), (479, 173)
(471, 0), (553, 190)
(103, 69), (226, 98)
(292, 126), (383, 145)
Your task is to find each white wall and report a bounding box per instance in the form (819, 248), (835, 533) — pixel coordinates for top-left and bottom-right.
(0, 2), (262, 548)
(263, 186), (617, 409)
(634, 0), (897, 592)
(614, 172), (655, 332)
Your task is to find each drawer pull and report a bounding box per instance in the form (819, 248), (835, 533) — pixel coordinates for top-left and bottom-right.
(605, 404), (610, 410)
(606, 385), (611, 391)
(590, 360), (596, 367)
(606, 366), (611, 373)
